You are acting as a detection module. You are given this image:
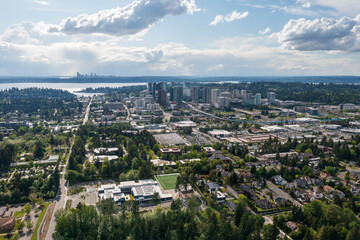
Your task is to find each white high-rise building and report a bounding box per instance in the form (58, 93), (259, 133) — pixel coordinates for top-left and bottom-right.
(220, 91), (231, 98)
(241, 90), (247, 99)
(255, 93), (261, 105)
(211, 89), (221, 104)
(216, 97), (230, 108)
(233, 89), (240, 98)
(147, 103), (161, 111)
(135, 99), (146, 109)
(183, 87), (191, 98)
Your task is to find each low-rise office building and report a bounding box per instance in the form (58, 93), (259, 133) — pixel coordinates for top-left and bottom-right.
(98, 179), (173, 205)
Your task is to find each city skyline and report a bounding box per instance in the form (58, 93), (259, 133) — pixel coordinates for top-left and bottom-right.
(0, 0), (360, 76)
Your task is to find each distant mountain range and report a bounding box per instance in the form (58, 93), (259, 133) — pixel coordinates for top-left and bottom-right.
(0, 76), (359, 84)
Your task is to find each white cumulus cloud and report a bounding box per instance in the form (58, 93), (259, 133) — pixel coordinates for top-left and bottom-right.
(209, 11), (248, 26)
(278, 15), (360, 52)
(45, 0), (200, 36)
(259, 27), (271, 35)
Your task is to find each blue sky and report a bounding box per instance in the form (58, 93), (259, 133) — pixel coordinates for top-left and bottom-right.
(0, 0), (359, 76)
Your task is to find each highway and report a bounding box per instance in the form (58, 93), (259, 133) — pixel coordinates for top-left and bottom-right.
(44, 97), (92, 240)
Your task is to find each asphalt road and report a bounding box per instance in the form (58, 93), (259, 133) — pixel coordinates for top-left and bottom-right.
(44, 97), (92, 240)
(266, 181), (303, 208)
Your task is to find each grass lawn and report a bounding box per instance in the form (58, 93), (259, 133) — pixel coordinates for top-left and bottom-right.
(65, 200), (72, 210)
(13, 210), (25, 218)
(31, 202), (50, 240)
(156, 174), (179, 190)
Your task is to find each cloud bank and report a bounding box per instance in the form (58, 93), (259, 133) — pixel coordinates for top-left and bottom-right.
(46, 0), (199, 36)
(278, 15), (360, 52)
(209, 11), (248, 26)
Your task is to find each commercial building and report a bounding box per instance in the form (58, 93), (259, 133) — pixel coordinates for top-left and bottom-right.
(105, 102), (124, 111)
(320, 124), (342, 130)
(170, 86), (183, 104)
(191, 87), (200, 102)
(208, 129), (232, 138)
(339, 103), (357, 111)
(98, 179), (173, 205)
(150, 159), (176, 167)
(341, 128), (360, 135)
(293, 105), (306, 113)
(147, 103), (161, 111)
(220, 91), (231, 98)
(216, 96), (230, 108)
(261, 125), (287, 133)
(267, 92), (276, 103)
(134, 98), (146, 109)
(202, 87), (211, 103)
(94, 155), (119, 162)
(307, 107), (319, 116)
(280, 109), (297, 117)
(94, 148), (118, 155)
(254, 93), (261, 105)
(211, 89), (221, 104)
(157, 90), (167, 106)
(172, 121), (197, 129)
(241, 90), (247, 99)
(160, 148), (182, 155)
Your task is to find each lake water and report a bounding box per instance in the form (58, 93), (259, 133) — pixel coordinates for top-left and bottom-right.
(0, 82), (147, 93)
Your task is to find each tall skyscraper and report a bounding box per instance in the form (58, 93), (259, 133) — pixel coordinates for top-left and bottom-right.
(211, 89), (221, 104)
(255, 93), (261, 105)
(241, 90), (247, 99)
(157, 89), (167, 106)
(216, 97), (230, 108)
(150, 82), (162, 97)
(233, 89), (240, 98)
(191, 87), (199, 102)
(267, 92), (276, 103)
(170, 86), (183, 104)
(202, 87), (211, 103)
(220, 91), (231, 98)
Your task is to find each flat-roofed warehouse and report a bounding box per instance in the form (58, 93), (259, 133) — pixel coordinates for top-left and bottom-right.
(153, 133), (189, 146)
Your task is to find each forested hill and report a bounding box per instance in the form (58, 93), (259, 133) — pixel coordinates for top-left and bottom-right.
(0, 88), (74, 99)
(0, 88), (79, 116)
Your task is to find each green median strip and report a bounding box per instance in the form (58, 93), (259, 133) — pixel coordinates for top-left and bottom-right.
(31, 202), (50, 240)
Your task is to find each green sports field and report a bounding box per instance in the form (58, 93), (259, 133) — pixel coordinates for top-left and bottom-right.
(156, 174), (179, 190)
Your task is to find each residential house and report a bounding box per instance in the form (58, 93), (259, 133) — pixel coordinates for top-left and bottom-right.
(272, 175), (287, 186)
(0, 217), (15, 233)
(226, 201), (237, 212)
(286, 221), (298, 231)
(311, 178), (323, 186)
(323, 185), (335, 193)
(206, 182), (220, 193)
(252, 181), (264, 189)
(275, 197), (288, 207)
(255, 198), (273, 209)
